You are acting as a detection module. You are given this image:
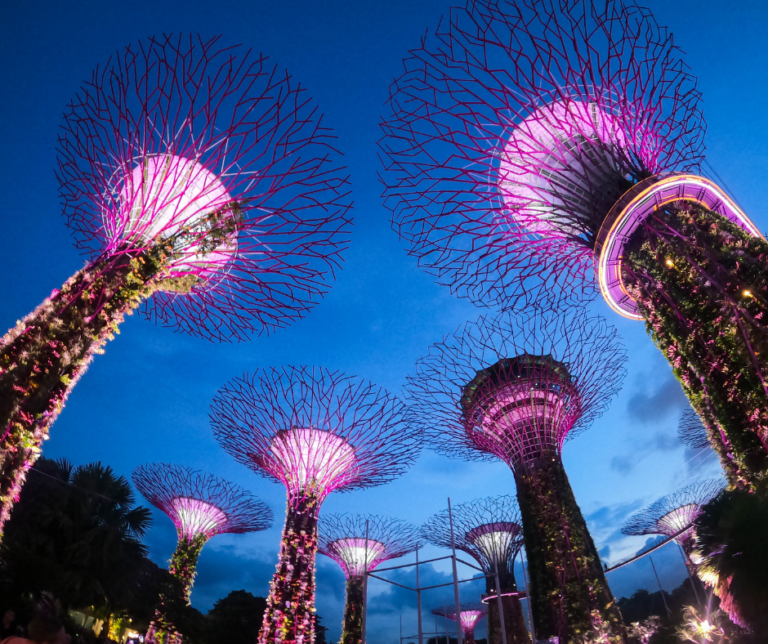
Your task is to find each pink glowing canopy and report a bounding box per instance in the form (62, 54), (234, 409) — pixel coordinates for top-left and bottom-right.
(211, 367), (420, 506)
(132, 463), (273, 539)
(58, 35), (352, 341)
(623, 479), (726, 553)
(269, 427), (357, 497)
(431, 603), (487, 634)
(113, 154), (238, 283)
(406, 309), (625, 471)
(318, 513), (420, 579)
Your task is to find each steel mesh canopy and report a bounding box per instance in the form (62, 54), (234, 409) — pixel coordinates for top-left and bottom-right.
(678, 409), (711, 449)
(432, 602), (488, 630)
(132, 463), (273, 539)
(58, 34), (352, 341)
(380, 0), (704, 309)
(405, 309), (626, 469)
(210, 366), (420, 504)
(318, 513), (420, 578)
(421, 495), (523, 576)
(622, 478), (726, 549)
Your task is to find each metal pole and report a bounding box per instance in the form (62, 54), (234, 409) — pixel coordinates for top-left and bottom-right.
(678, 543), (703, 606)
(493, 559), (508, 644)
(649, 556), (672, 617)
(362, 520), (370, 644)
(416, 547), (424, 644)
(520, 558), (536, 642)
(400, 615), (402, 644)
(447, 498), (464, 644)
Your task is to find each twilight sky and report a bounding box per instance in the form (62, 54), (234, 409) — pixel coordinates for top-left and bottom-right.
(1, 0), (767, 642)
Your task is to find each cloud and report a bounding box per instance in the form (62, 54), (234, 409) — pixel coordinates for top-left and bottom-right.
(626, 375), (687, 423)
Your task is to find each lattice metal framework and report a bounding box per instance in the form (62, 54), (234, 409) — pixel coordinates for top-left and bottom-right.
(211, 366), (419, 504)
(132, 463), (273, 539)
(406, 309), (625, 470)
(59, 34), (352, 340)
(380, 0), (703, 310)
(0, 33), (351, 536)
(422, 496), (523, 579)
(210, 366), (419, 644)
(678, 410), (711, 450)
(319, 514), (420, 578)
(622, 479), (726, 555)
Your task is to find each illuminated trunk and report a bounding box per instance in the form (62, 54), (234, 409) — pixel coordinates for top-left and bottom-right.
(485, 574), (530, 644)
(622, 202), (768, 489)
(0, 250), (162, 535)
(170, 534), (208, 602)
(514, 459), (626, 643)
(463, 628), (476, 644)
(259, 491), (320, 644)
(340, 575), (364, 644)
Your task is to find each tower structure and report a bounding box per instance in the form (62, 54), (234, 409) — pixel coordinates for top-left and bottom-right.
(406, 310), (627, 642)
(319, 514), (420, 644)
(678, 410), (710, 450)
(380, 0), (768, 487)
(132, 463), (272, 642)
(0, 34), (352, 534)
(210, 366), (420, 644)
(432, 603), (488, 644)
(422, 496), (529, 643)
(622, 479), (726, 561)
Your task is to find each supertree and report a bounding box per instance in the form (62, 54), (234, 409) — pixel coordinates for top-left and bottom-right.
(622, 479), (725, 561)
(678, 410), (710, 450)
(0, 34), (352, 533)
(422, 496), (529, 644)
(432, 603), (488, 644)
(406, 309), (628, 642)
(318, 514), (420, 644)
(380, 0), (768, 488)
(132, 463), (273, 642)
(210, 366), (420, 644)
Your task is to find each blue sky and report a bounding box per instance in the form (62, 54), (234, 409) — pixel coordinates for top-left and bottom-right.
(1, 0), (767, 642)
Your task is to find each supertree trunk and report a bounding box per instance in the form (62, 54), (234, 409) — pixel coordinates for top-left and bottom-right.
(485, 581), (530, 644)
(623, 202), (768, 489)
(0, 249), (164, 533)
(169, 534), (208, 603)
(260, 492), (320, 644)
(514, 460), (626, 643)
(340, 576), (364, 644)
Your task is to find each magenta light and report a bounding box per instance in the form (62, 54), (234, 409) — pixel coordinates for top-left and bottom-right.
(431, 603), (488, 634)
(381, 0), (706, 310)
(269, 427), (357, 500)
(319, 513), (420, 579)
(623, 479), (726, 555)
(132, 463), (272, 539)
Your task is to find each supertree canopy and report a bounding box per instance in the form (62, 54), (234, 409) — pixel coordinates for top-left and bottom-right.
(380, 0), (768, 488)
(432, 603), (488, 644)
(622, 479), (726, 559)
(210, 366), (420, 644)
(132, 463), (273, 641)
(678, 410), (711, 450)
(406, 309), (627, 642)
(319, 514), (420, 644)
(0, 34), (352, 535)
(422, 496), (529, 644)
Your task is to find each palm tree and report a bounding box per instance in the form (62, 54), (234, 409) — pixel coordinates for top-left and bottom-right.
(1, 458), (152, 615)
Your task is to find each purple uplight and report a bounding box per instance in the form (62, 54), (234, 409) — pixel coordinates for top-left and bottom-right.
(319, 513), (420, 579)
(623, 479), (726, 555)
(407, 309), (625, 471)
(432, 603), (488, 635)
(132, 463), (272, 539)
(211, 367), (419, 504)
(269, 427), (357, 500)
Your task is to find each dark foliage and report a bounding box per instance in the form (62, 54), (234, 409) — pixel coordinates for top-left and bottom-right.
(0, 458), (152, 614)
(695, 486), (768, 634)
(205, 590), (266, 644)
